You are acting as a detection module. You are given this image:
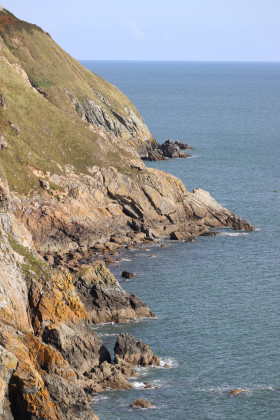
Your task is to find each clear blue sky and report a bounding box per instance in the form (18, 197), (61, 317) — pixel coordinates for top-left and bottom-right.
(2, 0), (280, 61)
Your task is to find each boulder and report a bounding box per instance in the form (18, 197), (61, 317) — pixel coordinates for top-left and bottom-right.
(114, 333), (160, 367)
(130, 399), (154, 409)
(230, 388), (243, 396)
(39, 179), (50, 191)
(122, 271), (135, 279)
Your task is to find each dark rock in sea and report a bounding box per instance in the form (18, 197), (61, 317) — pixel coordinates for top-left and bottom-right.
(160, 139), (190, 159)
(74, 263), (155, 323)
(114, 333), (160, 367)
(1, 94), (7, 110)
(141, 138), (192, 160)
(0, 134), (8, 150)
(122, 270), (135, 279)
(200, 231), (221, 237)
(130, 399), (154, 409)
(174, 140), (193, 150)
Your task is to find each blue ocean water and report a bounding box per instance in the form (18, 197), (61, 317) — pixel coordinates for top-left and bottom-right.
(81, 61), (280, 419)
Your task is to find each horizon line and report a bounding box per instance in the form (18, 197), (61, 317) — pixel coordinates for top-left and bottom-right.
(78, 59), (280, 63)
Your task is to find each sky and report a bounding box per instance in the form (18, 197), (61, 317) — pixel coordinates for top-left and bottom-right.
(2, 0), (280, 61)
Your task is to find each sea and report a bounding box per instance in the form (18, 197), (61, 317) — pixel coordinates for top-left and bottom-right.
(80, 61), (280, 420)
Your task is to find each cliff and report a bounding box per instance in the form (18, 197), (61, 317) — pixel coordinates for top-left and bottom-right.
(0, 7), (255, 419)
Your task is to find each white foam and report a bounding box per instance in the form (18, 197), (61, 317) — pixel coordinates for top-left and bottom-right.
(121, 258), (132, 262)
(92, 394), (109, 404)
(159, 357), (179, 368)
(131, 381), (146, 389)
(221, 232), (249, 237)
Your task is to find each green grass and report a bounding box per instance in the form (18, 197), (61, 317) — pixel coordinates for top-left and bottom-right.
(8, 234), (53, 286)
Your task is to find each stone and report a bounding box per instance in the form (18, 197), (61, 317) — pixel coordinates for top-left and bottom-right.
(122, 271), (135, 279)
(0, 134), (8, 150)
(10, 123), (21, 133)
(1, 94), (7, 110)
(230, 388), (243, 396)
(130, 399), (154, 409)
(200, 231), (221, 237)
(0, 346), (17, 416)
(175, 140), (193, 150)
(74, 263), (155, 323)
(144, 382), (153, 389)
(39, 179), (50, 191)
(114, 333), (160, 367)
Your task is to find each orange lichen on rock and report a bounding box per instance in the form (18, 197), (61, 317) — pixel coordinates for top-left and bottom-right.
(29, 270), (89, 334)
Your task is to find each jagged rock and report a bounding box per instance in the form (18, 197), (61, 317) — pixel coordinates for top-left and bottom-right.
(170, 231), (194, 241)
(200, 231), (221, 237)
(74, 263), (155, 323)
(122, 271), (135, 279)
(0, 134), (8, 150)
(40, 179), (50, 191)
(175, 140), (193, 150)
(42, 323), (111, 378)
(43, 375), (99, 420)
(130, 399), (154, 409)
(114, 333), (160, 367)
(0, 94), (7, 110)
(0, 346), (17, 417)
(160, 139), (191, 159)
(82, 361), (133, 393)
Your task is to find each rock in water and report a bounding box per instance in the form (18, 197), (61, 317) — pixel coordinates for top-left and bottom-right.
(74, 263), (155, 323)
(114, 333), (160, 367)
(130, 399), (154, 409)
(122, 270), (135, 279)
(230, 388), (243, 396)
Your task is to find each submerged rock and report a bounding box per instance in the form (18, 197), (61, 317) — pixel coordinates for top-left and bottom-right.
(114, 333), (160, 367)
(230, 388), (244, 396)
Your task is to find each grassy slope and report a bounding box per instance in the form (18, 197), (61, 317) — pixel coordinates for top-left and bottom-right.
(0, 9), (140, 117)
(0, 9), (140, 195)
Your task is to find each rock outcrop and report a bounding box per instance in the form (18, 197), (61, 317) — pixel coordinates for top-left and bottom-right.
(144, 139), (192, 161)
(130, 399), (154, 409)
(114, 333), (160, 367)
(74, 263), (154, 323)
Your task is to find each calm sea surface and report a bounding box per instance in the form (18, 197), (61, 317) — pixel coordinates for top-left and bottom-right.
(81, 61), (280, 420)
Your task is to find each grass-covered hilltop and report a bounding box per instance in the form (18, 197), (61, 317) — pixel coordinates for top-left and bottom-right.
(0, 7), (255, 420)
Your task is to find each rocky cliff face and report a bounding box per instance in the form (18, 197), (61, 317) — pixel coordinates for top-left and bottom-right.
(0, 7), (255, 420)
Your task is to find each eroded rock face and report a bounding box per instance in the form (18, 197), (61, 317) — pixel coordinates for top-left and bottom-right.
(71, 94), (153, 146)
(114, 333), (160, 367)
(11, 165), (255, 256)
(74, 263), (155, 323)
